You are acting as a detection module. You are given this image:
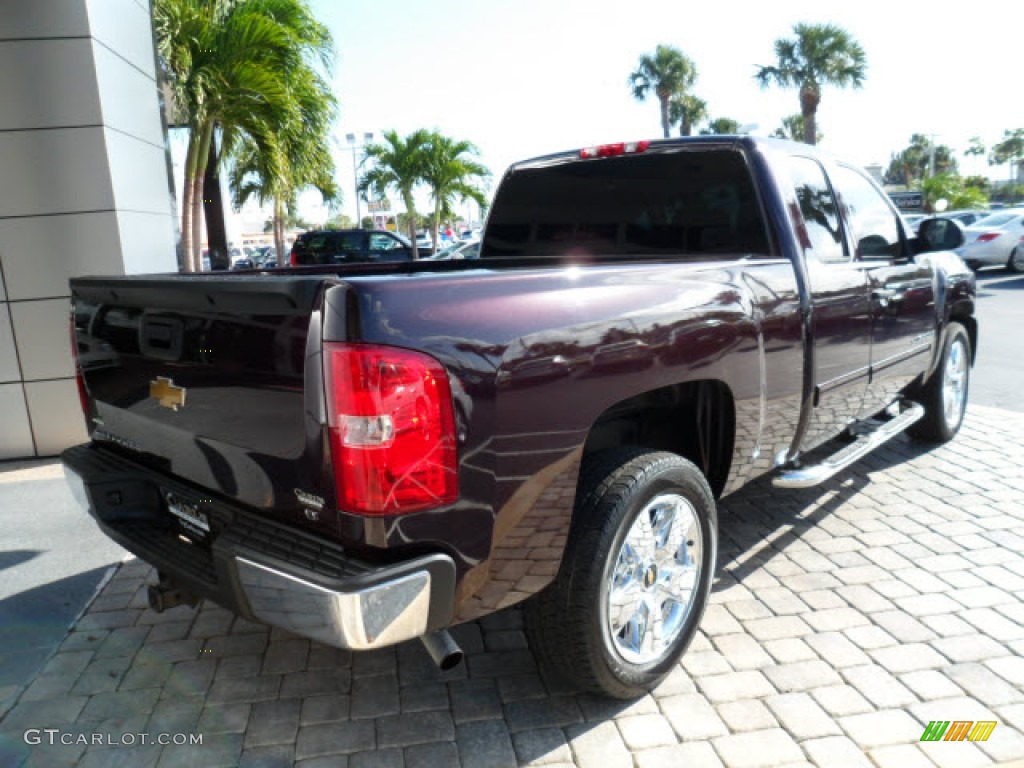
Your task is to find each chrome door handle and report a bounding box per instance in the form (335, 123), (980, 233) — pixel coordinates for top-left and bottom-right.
(871, 289), (904, 307)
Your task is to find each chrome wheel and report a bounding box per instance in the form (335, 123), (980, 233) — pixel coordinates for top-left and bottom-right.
(606, 493), (703, 665)
(526, 450), (716, 698)
(942, 337), (968, 431)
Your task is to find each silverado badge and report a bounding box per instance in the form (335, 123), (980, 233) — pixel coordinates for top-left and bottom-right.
(150, 376), (186, 411)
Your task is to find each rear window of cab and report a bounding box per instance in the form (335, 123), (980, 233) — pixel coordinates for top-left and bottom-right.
(482, 148), (771, 260)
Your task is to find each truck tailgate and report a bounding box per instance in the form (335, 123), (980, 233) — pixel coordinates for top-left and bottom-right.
(71, 274), (333, 529)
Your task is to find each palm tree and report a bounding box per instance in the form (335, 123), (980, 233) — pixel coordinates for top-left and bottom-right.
(155, 0), (335, 271)
(629, 45), (698, 139)
(991, 129), (1024, 205)
(918, 173), (988, 213)
(668, 93), (707, 137)
(228, 117), (337, 261)
(965, 136), (986, 159)
(699, 117), (741, 135)
(755, 23), (866, 146)
(422, 133), (490, 254)
(229, 138), (287, 254)
(883, 149), (920, 188)
(261, 66), (338, 258)
(884, 134), (957, 186)
(772, 114), (823, 143)
(359, 130), (432, 259)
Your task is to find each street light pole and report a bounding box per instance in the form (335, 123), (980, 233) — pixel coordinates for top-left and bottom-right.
(362, 132), (373, 225)
(346, 133), (361, 228)
(928, 133), (939, 179)
(345, 132), (376, 229)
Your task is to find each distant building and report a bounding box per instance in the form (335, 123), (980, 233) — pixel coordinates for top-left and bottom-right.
(864, 164), (884, 185)
(1, 2), (177, 458)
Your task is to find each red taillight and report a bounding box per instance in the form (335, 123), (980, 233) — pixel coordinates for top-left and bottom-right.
(976, 232), (1001, 243)
(290, 247), (299, 267)
(69, 317), (88, 415)
(323, 343), (458, 515)
(580, 140), (650, 159)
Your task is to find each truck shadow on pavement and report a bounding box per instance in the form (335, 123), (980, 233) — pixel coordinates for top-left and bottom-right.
(975, 272), (1024, 296)
(0, 564), (117, 764)
(712, 433), (935, 593)
(0, 551), (39, 573)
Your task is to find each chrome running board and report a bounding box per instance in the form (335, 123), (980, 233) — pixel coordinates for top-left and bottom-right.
(773, 402), (925, 489)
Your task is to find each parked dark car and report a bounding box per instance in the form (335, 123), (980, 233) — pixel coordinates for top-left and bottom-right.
(229, 258), (253, 270)
(251, 246), (276, 266)
(63, 136), (976, 699)
(289, 229), (417, 265)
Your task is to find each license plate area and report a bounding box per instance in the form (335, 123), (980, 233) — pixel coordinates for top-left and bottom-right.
(164, 490), (211, 546)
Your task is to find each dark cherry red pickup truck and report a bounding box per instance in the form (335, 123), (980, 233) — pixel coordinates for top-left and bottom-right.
(63, 136), (977, 697)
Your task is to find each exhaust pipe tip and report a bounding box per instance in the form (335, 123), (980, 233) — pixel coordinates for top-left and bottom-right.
(147, 577), (198, 614)
(420, 630), (464, 670)
(437, 648), (464, 671)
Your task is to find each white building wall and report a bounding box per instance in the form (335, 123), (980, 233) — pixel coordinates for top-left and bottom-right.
(0, 0), (176, 459)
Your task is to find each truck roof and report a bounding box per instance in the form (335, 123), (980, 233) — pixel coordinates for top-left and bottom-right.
(507, 135), (830, 173)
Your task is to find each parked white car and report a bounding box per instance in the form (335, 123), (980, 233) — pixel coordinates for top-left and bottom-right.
(414, 232), (433, 251)
(914, 210), (994, 236)
(944, 209), (993, 228)
(956, 210), (1024, 271)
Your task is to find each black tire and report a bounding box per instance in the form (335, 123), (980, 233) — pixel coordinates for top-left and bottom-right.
(1008, 247), (1024, 273)
(524, 448), (717, 699)
(908, 322), (971, 443)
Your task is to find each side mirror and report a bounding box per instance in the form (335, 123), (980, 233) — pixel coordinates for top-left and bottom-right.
(916, 218), (966, 253)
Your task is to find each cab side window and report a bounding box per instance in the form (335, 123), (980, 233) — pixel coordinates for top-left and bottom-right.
(833, 165), (903, 260)
(368, 233), (403, 251)
(787, 156), (847, 264)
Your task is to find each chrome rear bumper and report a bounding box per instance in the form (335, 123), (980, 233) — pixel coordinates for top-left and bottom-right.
(236, 554), (448, 650)
(61, 443), (457, 653)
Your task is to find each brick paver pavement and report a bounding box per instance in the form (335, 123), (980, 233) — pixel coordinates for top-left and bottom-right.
(3, 404), (1024, 767)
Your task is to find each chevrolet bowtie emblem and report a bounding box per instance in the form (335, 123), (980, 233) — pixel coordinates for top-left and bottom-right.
(150, 376), (186, 411)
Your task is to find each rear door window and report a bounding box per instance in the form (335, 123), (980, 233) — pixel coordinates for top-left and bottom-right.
(298, 234), (331, 256)
(333, 232), (365, 260)
(294, 231), (366, 263)
(482, 148), (771, 259)
(786, 156), (848, 264)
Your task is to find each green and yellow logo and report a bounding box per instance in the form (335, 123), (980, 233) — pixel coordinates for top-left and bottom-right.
(920, 720), (997, 742)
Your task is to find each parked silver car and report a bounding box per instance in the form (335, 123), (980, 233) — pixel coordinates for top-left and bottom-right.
(956, 210), (1024, 270)
(423, 239), (480, 260)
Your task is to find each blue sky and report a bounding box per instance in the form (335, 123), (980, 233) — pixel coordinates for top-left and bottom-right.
(228, 0), (1020, 230)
